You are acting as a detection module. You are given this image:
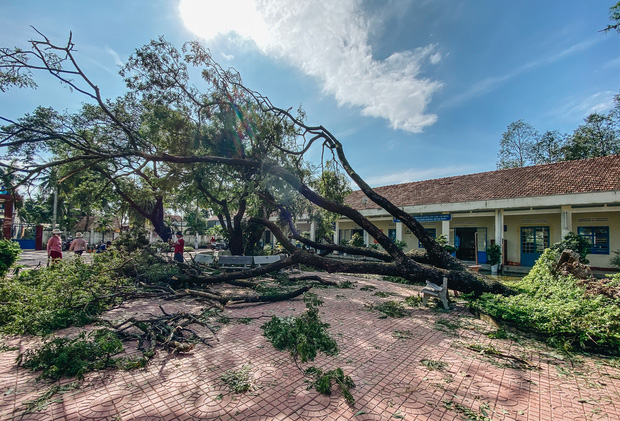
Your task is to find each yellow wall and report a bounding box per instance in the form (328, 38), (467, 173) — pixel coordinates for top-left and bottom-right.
(503, 213), (560, 264)
(403, 222), (440, 251)
(339, 208), (619, 268)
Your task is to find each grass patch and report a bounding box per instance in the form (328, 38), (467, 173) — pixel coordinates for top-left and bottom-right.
(434, 318), (460, 335)
(201, 308), (230, 325)
(420, 359), (448, 371)
(405, 295), (422, 307)
(365, 301), (407, 318)
(392, 330), (415, 340)
(338, 280), (356, 289)
(443, 400), (491, 421)
(360, 285), (377, 291)
(22, 382), (80, 414)
(467, 343), (501, 355)
(382, 275), (424, 286)
(221, 364), (254, 393)
(373, 291), (395, 298)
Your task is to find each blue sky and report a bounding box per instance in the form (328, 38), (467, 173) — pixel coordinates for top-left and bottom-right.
(1, 0), (618, 187)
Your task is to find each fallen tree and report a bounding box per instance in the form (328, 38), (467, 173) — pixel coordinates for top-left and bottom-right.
(0, 32), (511, 296)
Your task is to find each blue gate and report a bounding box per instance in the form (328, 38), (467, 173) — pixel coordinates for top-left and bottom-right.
(520, 226), (549, 266)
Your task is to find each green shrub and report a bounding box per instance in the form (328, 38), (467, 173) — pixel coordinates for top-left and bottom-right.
(394, 240), (408, 251)
(486, 244), (502, 266)
(468, 249), (620, 351)
(348, 233), (365, 248)
(0, 239), (21, 277)
(18, 329), (124, 380)
(610, 250), (620, 269)
(262, 293), (338, 363)
(0, 252), (132, 335)
(305, 366), (355, 405)
(551, 231), (591, 264)
(436, 234), (457, 254)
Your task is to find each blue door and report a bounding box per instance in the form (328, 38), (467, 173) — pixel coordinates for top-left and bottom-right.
(520, 226), (549, 266)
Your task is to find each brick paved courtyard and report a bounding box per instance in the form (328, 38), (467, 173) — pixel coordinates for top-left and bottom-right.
(1, 272), (619, 420)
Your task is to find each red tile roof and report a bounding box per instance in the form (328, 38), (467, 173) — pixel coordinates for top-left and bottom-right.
(345, 155), (620, 210)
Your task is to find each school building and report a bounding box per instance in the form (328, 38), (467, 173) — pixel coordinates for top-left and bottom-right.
(333, 155), (620, 269)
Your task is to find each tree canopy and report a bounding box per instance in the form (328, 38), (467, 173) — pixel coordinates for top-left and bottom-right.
(0, 32), (508, 296)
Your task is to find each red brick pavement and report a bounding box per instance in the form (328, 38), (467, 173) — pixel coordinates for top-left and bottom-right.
(1, 273), (619, 420)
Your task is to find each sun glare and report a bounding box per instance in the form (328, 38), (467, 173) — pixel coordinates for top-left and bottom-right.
(178, 0), (270, 48)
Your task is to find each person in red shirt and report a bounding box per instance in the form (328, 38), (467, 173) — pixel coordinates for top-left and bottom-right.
(170, 231), (185, 263)
(47, 228), (63, 263)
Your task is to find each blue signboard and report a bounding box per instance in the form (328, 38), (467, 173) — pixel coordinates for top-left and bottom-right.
(394, 214), (451, 223)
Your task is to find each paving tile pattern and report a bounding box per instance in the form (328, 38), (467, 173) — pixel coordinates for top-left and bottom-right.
(1, 273), (620, 420)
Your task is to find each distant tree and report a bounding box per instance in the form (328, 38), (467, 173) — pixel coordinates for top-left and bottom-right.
(563, 96), (620, 160)
(497, 120), (538, 169)
(18, 195), (51, 225)
(602, 1), (620, 34)
(532, 130), (567, 165)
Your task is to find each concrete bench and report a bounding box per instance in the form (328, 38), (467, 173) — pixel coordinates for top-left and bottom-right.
(253, 255), (282, 267)
(194, 254), (214, 265)
(421, 277), (449, 310)
(218, 255), (253, 270)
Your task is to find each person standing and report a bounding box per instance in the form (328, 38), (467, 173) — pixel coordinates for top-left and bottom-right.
(47, 228), (63, 263)
(170, 231), (185, 263)
(69, 232), (87, 256)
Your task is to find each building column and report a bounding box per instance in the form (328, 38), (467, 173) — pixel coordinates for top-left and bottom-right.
(334, 221), (340, 245)
(395, 221), (403, 242)
(561, 205), (572, 238)
(441, 220), (450, 243)
(363, 230), (369, 246)
(494, 209), (504, 246)
(310, 222), (316, 242)
(2, 199), (12, 240)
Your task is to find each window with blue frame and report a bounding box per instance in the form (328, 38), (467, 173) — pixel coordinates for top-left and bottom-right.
(388, 229), (396, 241)
(418, 228), (436, 248)
(578, 226), (609, 254)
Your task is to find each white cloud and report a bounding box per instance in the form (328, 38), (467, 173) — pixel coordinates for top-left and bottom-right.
(365, 165), (477, 187)
(105, 47), (124, 67)
(553, 91), (617, 121)
(179, 0), (442, 133)
(429, 52), (442, 65)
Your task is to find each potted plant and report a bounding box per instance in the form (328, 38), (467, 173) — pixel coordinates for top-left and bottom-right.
(487, 244), (502, 275)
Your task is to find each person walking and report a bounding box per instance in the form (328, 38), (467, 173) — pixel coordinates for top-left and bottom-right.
(47, 228), (63, 263)
(170, 231), (185, 263)
(69, 232), (87, 256)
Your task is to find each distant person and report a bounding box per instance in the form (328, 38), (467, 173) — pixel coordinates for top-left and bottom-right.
(210, 236), (216, 248)
(69, 232), (87, 256)
(96, 240), (112, 253)
(170, 231), (185, 263)
(47, 228), (62, 263)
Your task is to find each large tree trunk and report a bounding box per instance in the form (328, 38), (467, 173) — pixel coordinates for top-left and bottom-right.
(228, 228), (244, 255)
(151, 197), (172, 242)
